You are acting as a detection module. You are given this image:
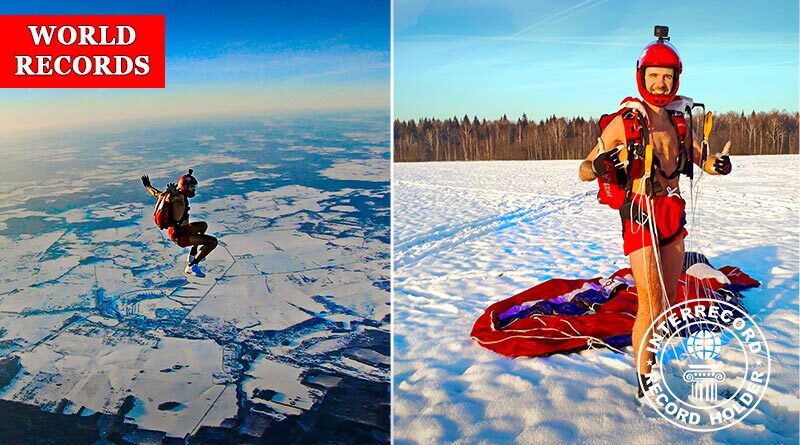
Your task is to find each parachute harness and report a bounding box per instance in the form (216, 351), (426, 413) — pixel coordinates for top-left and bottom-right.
(627, 105), (692, 377)
(632, 104), (740, 382)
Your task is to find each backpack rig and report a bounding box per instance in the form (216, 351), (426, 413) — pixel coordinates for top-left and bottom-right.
(595, 96), (694, 209)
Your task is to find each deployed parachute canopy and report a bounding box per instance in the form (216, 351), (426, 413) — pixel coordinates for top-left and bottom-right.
(471, 258), (759, 358)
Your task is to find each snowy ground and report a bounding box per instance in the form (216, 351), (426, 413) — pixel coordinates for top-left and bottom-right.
(0, 115), (390, 441)
(393, 156), (799, 444)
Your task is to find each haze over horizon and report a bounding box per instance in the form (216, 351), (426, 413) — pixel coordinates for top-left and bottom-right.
(0, 0), (389, 135)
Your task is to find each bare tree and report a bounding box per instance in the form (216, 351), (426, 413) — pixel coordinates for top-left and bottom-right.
(395, 111), (798, 162)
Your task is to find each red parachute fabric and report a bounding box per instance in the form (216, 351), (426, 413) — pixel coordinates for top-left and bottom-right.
(471, 266), (759, 358)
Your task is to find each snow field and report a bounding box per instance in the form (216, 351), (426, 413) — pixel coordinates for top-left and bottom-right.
(393, 156), (799, 444)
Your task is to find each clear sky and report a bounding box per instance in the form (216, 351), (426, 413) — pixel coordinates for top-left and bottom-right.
(0, 0), (389, 135)
(394, 0), (800, 121)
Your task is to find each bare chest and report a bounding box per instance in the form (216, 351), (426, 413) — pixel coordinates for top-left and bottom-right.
(648, 120), (681, 174)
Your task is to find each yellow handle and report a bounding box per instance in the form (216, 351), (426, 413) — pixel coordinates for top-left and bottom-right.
(703, 111), (714, 140)
(631, 143), (654, 196)
(643, 143), (653, 178)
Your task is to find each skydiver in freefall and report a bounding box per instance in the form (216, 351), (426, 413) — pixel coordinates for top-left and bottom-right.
(142, 169), (218, 278)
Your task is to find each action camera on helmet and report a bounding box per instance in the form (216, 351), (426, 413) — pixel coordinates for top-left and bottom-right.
(654, 25), (669, 41)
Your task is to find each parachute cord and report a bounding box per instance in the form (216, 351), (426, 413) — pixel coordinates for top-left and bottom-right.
(687, 151), (718, 309)
(632, 158), (689, 374)
(585, 338), (627, 355)
(629, 180), (657, 371)
(686, 110), (705, 306)
(499, 316), (637, 348)
(625, 178), (661, 372)
(684, 109), (696, 308)
(558, 317), (637, 353)
(472, 330), (627, 355)
(559, 318), (588, 336)
(643, 192), (683, 374)
(644, 194), (670, 306)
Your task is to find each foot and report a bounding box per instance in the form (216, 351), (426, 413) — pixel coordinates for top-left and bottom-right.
(184, 263), (205, 278)
(637, 373), (653, 398)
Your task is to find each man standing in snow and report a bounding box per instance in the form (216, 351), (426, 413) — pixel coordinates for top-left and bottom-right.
(578, 26), (732, 397)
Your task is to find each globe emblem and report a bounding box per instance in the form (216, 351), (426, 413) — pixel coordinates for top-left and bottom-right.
(686, 329), (721, 360)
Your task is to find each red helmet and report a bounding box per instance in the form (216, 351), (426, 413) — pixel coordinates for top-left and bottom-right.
(178, 169), (197, 197)
(636, 39), (682, 107)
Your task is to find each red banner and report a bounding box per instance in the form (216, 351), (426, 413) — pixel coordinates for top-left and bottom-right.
(0, 15), (165, 88)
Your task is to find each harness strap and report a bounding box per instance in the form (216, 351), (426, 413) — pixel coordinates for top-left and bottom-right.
(656, 111), (691, 180)
(618, 101), (689, 195)
(173, 197), (190, 228)
(619, 198), (686, 247)
(594, 97), (693, 208)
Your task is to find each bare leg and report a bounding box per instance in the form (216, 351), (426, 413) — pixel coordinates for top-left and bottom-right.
(188, 222), (208, 257)
(190, 221), (208, 234)
(188, 234), (217, 264)
(659, 238), (685, 304)
(630, 245), (665, 375)
(630, 237), (685, 375)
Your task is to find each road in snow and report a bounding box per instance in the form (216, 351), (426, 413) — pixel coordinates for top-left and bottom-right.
(393, 156), (799, 444)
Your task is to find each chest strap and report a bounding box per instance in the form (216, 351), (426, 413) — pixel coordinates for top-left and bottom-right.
(619, 106), (690, 195)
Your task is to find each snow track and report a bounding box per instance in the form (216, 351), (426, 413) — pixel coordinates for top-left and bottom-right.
(395, 191), (583, 270)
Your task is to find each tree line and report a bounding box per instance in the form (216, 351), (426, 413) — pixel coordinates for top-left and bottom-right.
(394, 111), (799, 162)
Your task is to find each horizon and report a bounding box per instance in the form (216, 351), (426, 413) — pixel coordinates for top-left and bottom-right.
(0, 106), (390, 145)
(393, 107), (799, 123)
(0, 0), (389, 136)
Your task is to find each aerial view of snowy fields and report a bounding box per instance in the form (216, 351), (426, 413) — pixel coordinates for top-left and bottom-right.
(0, 113), (389, 442)
(393, 156), (798, 444)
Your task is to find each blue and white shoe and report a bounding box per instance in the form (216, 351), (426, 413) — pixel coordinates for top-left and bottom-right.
(184, 263), (205, 278)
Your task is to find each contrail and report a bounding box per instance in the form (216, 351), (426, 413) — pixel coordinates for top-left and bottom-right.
(437, 0), (608, 70)
(507, 0), (604, 40)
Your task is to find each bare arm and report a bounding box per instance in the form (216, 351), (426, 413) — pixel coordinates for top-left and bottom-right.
(141, 175), (162, 198)
(689, 132), (704, 168)
(578, 158), (600, 181)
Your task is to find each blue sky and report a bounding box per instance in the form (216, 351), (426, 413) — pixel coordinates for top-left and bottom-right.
(395, 0), (800, 120)
(0, 0), (389, 135)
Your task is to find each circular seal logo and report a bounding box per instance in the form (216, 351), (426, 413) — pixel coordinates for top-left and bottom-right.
(637, 298), (770, 431)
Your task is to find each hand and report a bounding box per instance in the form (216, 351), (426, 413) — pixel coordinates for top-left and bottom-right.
(592, 146), (624, 177)
(141, 175), (151, 188)
(166, 182), (179, 194)
(713, 155), (732, 175)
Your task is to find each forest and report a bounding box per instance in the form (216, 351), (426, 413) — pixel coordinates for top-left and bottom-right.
(394, 110), (799, 162)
